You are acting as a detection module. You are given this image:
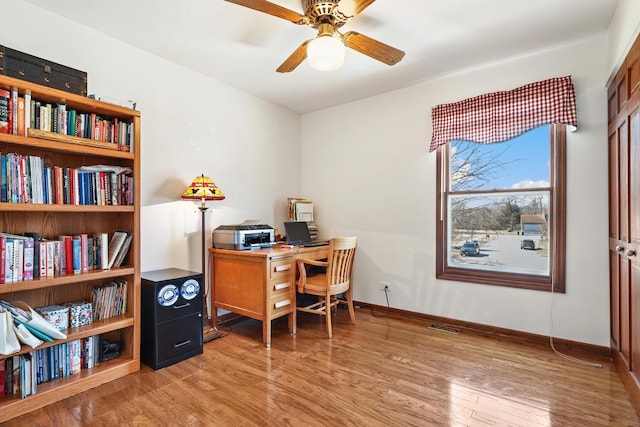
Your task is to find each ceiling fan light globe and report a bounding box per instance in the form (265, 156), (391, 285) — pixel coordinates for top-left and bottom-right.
(307, 35), (345, 71)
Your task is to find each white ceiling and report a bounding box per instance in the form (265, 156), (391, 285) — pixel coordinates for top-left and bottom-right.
(25, 0), (618, 114)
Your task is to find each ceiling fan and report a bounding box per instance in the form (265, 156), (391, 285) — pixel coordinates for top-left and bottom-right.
(224, 0), (405, 72)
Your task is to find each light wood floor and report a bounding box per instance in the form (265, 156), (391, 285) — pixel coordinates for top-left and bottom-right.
(5, 308), (640, 426)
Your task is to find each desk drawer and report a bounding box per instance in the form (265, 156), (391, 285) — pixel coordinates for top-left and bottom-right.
(155, 314), (203, 365)
(270, 279), (293, 298)
(270, 296), (293, 318)
(269, 259), (293, 280)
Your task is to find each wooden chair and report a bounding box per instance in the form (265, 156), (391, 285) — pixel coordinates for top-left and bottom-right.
(296, 236), (357, 338)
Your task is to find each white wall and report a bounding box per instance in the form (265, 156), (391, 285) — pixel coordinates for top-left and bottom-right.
(1, 1), (301, 277)
(300, 36), (612, 346)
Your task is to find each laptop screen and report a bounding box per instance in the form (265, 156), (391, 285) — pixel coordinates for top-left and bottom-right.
(284, 221), (311, 245)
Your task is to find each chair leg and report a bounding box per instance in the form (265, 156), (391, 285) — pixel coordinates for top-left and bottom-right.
(346, 289), (356, 324)
(325, 292), (333, 338)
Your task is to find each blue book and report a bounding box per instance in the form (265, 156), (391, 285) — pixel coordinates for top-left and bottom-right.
(72, 237), (81, 274)
(42, 167), (50, 204)
(36, 349), (43, 384)
(80, 172), (88, 205)
(49, 346), (56, 380)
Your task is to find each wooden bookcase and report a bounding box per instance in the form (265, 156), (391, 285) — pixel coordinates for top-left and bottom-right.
(0, 75), (140, 422)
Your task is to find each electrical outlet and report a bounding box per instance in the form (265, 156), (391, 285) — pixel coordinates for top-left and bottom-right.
(379, 281), (391, 291)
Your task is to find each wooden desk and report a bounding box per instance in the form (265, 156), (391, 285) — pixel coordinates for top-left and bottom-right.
(209, 245), (328, 347)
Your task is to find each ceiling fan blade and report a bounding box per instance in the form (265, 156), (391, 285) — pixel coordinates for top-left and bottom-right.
(276, 40), (311, 73)
(225, 0), (308, 24)
(342, 31), (405, 66)
(337, 0), (376, 18)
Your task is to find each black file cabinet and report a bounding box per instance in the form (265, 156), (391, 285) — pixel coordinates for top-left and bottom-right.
(141, 268), (203, 369)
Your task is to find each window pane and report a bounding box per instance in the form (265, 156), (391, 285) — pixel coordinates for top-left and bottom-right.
(450, 126), (550, 192)
(448, 192), (550, 276)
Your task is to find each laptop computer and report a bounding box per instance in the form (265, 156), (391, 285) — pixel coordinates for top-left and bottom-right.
(283, 221), (329, 247)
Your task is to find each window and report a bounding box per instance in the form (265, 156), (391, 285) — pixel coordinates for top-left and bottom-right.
(436, 124), (566, 292)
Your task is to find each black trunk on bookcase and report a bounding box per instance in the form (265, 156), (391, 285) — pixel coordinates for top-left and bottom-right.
(0, 46), (87, 96)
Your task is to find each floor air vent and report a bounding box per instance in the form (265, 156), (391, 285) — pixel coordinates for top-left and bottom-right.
(429, 324), (459, 334)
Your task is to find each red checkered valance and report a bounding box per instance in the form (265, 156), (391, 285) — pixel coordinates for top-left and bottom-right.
(429, 76), (577, 152)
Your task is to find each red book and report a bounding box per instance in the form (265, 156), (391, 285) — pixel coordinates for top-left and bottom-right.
(99, 172), (106, 205)
(61, 235), (73, 275)
(68, 167), (76, 205)
(0, 358), (5, 397)
(53, 165), (63, 204)
(0, 89), (10, 134)
(98, 119), (104, 142)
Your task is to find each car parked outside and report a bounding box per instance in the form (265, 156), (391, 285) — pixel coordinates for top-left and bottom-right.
(520, 239), (536, 250)
(460, 241), (480, 256)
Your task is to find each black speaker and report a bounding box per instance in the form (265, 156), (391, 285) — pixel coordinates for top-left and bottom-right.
(141, 268), (203, 369)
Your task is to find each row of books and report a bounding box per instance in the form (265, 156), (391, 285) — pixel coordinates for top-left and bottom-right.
(1, 153), (134, 206)
(0, 336), (101, 399)
(0, 88), (134, 152)
(92, 280), (128, 321)
(0, 230), (133, 284)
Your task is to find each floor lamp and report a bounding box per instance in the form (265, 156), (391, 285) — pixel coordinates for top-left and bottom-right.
(181, 174), (225, 343)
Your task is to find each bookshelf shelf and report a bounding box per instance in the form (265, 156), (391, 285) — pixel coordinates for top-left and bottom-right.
(0, 132), (135, 160)
(5, 315), (135, 359)
(0, 74), (140, 423)
(0, 267), (136, 295)
(0, 358), (139, 420)
(28, 128), (124, 151)
(0, 202), (135, 213)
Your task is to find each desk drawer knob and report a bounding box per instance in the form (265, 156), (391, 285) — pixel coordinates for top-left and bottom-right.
(275, 264), (291, 272)
(274, 282), (291, 291)
(274, 299), (291, 309)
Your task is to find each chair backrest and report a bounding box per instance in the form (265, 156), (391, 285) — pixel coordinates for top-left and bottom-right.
(327, 236), (357, 288)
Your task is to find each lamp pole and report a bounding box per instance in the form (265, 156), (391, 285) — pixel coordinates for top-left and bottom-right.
(199, 198), (208, 326)
(199, 198), (223, 342)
